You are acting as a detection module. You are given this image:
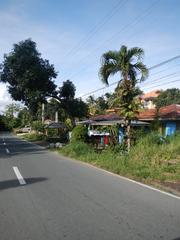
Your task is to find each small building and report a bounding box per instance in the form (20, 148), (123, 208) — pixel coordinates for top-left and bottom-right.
(138, 104), (180, 136)
(77, 113), (149, 148)
(140, 90), (161, 109)
(45, 121), (67, 137)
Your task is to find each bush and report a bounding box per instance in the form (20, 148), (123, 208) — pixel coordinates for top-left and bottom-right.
(32, 121), (45, 133)
(59, 131), (180, 182)
(60, 141), (94, 158)
(71, 125), (88, 142)
(23, 133), (46, 141)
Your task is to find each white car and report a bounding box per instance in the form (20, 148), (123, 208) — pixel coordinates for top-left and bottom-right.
(21, 126), (31, 133)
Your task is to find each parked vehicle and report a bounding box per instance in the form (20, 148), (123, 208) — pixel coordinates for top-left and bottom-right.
(21, 125), (31, 133)
(16, 125), (32, 133)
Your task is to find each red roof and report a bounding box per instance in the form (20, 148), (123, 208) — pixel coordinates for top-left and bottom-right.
(90, 104), (180, 122)
(90, 113), (121, 121)
(138, 104), (180, 120)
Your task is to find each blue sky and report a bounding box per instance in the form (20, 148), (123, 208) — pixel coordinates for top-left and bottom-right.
(0, 0), (180, 111)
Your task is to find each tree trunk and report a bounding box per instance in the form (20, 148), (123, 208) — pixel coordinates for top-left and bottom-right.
(126, 120), (131, 152)
(42, 103), (45, 124)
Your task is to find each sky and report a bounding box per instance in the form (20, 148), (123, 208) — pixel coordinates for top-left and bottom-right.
(0, 0), (180, 112)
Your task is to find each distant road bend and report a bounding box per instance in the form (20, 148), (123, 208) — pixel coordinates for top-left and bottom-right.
(0, 132), (180, 240)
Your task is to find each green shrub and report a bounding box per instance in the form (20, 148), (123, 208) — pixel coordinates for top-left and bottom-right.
(60, 141), (94, 158)
(58, 131), (180, 182)
(23, 133), (46, 141)
(71, 125), (88, 142)
(32, 121), (45, 133)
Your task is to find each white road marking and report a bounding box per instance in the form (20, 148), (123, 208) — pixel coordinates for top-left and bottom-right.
(6, 148), (10, 154)
(13, 167), (26, 185)
(65, 157), (180, 200)
(3, 142), (6, 145)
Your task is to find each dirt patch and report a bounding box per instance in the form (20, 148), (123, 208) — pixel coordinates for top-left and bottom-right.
(163, 181), (180, 192)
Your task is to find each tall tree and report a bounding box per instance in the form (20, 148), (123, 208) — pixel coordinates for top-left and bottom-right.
(4, 103), (21, 118)
(44, 80), (88, 123)
(99, 45), (148, 151)
(3, 103), (21, 129)
(153, 88), (180, 109)
(1, 39), (57, 115)
(58, 80), (88, 123)
(17, 107), (32, 127)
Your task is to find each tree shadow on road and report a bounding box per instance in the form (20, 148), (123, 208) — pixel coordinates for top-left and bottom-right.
(0, 143), (46, 158)
(0, 177), (48, 191)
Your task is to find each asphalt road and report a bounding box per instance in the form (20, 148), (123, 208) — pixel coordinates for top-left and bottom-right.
(0, 132), (180, 240)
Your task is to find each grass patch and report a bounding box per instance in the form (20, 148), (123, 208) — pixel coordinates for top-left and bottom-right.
(59, 133), (180, 182)
(20, 133), (46, 142)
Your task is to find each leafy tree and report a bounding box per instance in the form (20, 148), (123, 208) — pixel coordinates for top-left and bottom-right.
(17, 107), (32, 127)
(58, 80), (76, 100)
(86, 95), (108, 115)
(95, 96), (108, 114)
(35, 80), (88, 124)
(3, 103), (21, 129)
(71, 125), (88, 142)
(58, 80), (88, 123)
(4, 103), (21, 118)
(31, 120), (45, 133)
(0, 115), (12, 130)
(86, 95), (97, 115)
(1, 39), (57, 115)
(99, 45), (148, 151)
(153, 88), (180, 109)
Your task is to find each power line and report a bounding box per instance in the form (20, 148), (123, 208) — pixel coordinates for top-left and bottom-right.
(78, 55), (180, 98)
(149, 55), (180, 71)
(149, 63), (180, 77)
(60, 0), (128, 61)
(61, 0), (159, 81)
(140, 70), (180, 87)
(142, 78), (180, 90)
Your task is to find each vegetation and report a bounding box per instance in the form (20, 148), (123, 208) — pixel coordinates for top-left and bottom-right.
(59, 132), (180, 183)
(22, 133), (46, 142)
(1, 39), (57, 116)
(58, 80), (88, 123)
(2, 103), (21, 129)
(86, 95), (109, 115)
(153, 88), (180, 108)
(18, 107), (32, 127)
(71, 125), (88, 142)
(99, 45), (148, 151)
(43, 80), (88, 124)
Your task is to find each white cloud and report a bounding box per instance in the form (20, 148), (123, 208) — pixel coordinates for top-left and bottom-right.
(0, 0), (179, 108)
(0, 84), (13, 113)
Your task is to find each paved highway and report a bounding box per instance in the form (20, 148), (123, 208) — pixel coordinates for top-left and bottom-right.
(0, 132), (180, 240)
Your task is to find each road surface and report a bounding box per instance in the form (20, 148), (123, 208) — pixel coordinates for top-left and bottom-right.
(0, 132), (180, 240)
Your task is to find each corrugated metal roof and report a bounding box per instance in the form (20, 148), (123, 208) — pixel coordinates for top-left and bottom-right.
(138, 104), (180, 120)
(45, 122), (67, 129)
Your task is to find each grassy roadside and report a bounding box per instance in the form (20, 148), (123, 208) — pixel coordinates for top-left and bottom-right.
(58, 133), (180, 186)
(18, 133), (46, 142)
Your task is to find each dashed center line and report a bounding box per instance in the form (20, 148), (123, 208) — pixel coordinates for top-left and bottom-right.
(6, 148), (10, 154)
(13, 167), (26, 185)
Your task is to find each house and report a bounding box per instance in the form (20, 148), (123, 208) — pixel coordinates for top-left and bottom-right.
(77, 103), (180, 147)
(138, 104), (180, 136)
(140, 90), (161, 109)
(77, 113), (149, 147)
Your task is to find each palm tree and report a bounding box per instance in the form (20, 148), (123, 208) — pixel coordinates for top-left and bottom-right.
(99, 45), (148, 151)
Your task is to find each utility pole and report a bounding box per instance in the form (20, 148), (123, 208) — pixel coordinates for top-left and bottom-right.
(55, 111), (58, 123)
(42, 103), (45, 124)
